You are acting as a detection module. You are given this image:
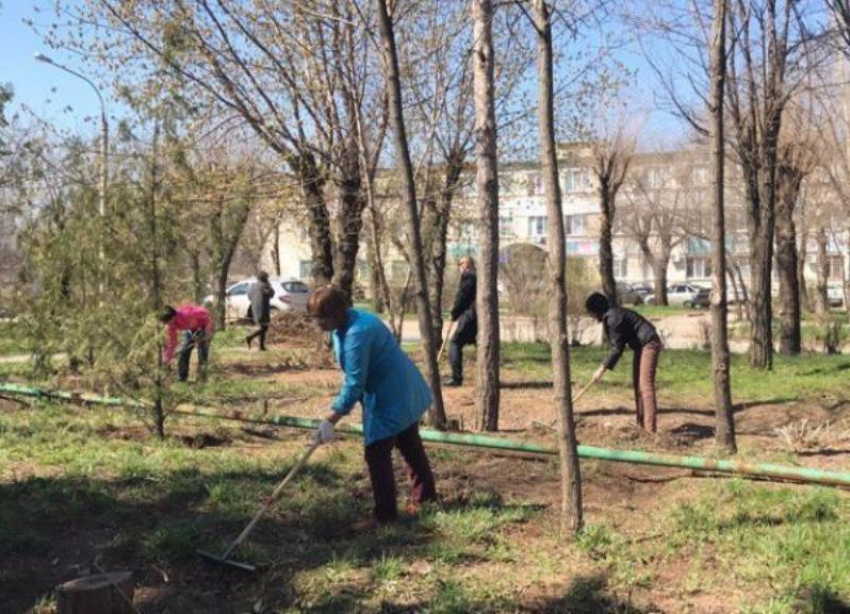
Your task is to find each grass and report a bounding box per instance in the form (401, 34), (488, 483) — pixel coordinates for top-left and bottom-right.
(498, 342), (850, 405)
(4, 338), (850, 612)
(0, 320), (28, 355)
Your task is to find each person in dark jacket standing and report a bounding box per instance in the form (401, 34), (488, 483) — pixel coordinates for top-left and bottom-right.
(445, 256), (477, 386)
(586, 292), (663, 433)
(246, 272), (274, 350)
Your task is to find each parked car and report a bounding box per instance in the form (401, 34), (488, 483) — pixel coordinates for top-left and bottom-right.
(616, 282), (643, 306)
(644, 283), (710, 308)
(827, 284), (845, 308)
(631, 283), (653, 302)
(204, 278), (311, 321)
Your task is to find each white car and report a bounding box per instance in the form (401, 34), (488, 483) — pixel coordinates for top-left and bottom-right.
(644, 283), (711, 308)
(205, 278), (311, 321)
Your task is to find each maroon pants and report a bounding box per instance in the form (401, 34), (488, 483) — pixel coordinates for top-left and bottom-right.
(364, 422), (437, 522)
(633, 340), (661, 433)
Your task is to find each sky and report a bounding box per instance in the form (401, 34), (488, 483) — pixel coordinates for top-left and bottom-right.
(0, 0), (689, 147)
(0, 0), (109, 138)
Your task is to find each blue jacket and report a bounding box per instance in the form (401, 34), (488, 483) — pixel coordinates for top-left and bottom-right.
(331, 309), (433, 445)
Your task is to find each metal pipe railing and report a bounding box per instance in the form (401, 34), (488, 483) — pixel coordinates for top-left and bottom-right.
(3, 383), (849, 488)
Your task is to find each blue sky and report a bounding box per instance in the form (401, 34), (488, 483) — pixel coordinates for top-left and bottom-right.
(0, 0), (108, 137)
(0, 0), (689, 145)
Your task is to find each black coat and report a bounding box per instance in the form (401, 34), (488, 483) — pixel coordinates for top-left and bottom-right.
(450, 271), (477, 345)
(249, 280), (275, 324)
(602, 307), (660, 370)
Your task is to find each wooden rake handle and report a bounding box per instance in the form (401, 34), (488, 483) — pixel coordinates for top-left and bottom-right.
(438, 321), (456, 364)
(548, 378), (596, 429)
(221, 439), (321, 560)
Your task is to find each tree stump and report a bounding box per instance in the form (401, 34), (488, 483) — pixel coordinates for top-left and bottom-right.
(56, 572), (135, 614)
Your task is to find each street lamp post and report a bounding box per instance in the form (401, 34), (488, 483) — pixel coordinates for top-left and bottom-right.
(35, 53), (109, 291)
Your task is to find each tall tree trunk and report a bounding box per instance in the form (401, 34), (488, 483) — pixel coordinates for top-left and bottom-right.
(427, 157), (463, 344)
(815, 224), (830, 314)
(290, 152), (334, 286)
(376, 0), (446, 428)
(271, 219), (282, 277)
(728, 265), (744, 321)
(775, 165), (803, 355)
(734, 261), (751, 321)
(598, 181), (618, 306)
(365, 232), (385, 313)
(471, 0), (501, 431)
(148, 122), (165, 440)
(798, 235), (810, 312)
(651, 244), (672, 306)
(189, 250), (204, 304)
(333, 176), (365, 302)
(534, 0), (582, 535)
(210, 197), (252, 331)
(708, 0), (736, 453)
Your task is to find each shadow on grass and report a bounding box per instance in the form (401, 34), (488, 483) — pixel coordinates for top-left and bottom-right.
(795, 584), (850, 614)
(0, 463), (544, 614)
(300, 574), (659, 614)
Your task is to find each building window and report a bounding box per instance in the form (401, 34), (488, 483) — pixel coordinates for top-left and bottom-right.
(526, 172), (542, 196)
(828, 256), (844, 282)
(614, 258), (628, 279)
(499, 216), (514, 238)
(528, 216), (547, 237)
(299, 260), (313, 280)
(299, 226), (310, 242)
(563, 168), (589, 193)
(686, 256), (712, 279)
(564, 214), (587, 236)
(647, 167), (665, 189)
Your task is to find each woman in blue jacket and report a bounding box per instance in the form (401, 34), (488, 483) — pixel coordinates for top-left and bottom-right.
(308, 286), (437, 526)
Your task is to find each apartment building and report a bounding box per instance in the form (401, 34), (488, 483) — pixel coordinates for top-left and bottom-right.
(263, 141), (849, 295)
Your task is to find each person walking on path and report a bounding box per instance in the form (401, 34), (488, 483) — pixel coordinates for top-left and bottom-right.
(445, 256), (477, 386)
(586, 292), (663, 433)
(246, 272), (274, 351)
(161, 304), (214, 382)
(308, 286), (437, 528)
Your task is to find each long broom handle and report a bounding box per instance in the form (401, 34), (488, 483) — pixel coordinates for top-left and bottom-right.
(438, 321), (455, 363)
(221, 439), (321, 560)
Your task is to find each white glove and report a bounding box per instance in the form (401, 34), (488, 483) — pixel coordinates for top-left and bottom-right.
(315, 419), (336, 444)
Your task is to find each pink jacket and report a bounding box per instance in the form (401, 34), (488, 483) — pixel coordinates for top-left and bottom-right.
(163, 305), (214, 363)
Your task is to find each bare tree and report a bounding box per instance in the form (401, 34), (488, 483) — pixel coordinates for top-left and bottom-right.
(590, 130), (634, 306)
(530, 0), (583, 535)
(623, 156), (695, 306)
(375, 0), (447, 429)
(708, 0), (736, 453)
(775, 102), (819, 354)
(472, 0), (501, 432)
(638, 0), (823, 369)
(50, 0), (389, 300)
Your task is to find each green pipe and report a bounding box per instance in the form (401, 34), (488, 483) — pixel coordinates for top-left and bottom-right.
(3, 383), (850, 488)
(269, 415), (850, 488)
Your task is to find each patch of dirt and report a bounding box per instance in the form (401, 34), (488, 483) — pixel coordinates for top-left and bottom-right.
(267, 311), (325, 348)
(179, 432), (231, 449)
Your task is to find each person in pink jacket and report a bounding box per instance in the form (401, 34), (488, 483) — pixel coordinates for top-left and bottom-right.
(160, 305), (214, 382)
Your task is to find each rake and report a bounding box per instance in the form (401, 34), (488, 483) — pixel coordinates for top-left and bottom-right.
(198, 438), (321, 572)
